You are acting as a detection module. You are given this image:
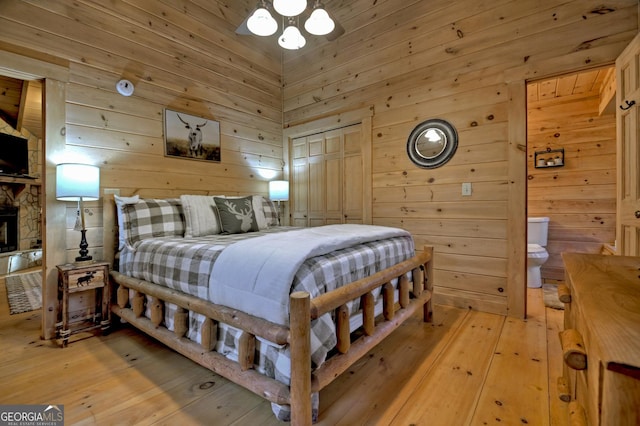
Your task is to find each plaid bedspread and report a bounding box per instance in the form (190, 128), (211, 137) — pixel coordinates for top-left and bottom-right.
(119, 226), (415, 420)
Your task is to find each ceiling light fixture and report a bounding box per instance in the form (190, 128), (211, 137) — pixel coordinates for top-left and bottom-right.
(278, 18), (306, 50)
(245, 0), (335, 50)
(273, 0), (307, 17)
(304, 3), (335, 35)
(247, 1), (278, 36)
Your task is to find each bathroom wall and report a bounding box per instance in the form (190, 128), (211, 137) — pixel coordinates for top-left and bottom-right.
(527, 69), (616, 281)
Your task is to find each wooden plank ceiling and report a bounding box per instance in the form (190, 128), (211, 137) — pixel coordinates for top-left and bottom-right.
(0, 74), (42, 139)
(527, 67), (613, 102)
(0, 75), (23, 128)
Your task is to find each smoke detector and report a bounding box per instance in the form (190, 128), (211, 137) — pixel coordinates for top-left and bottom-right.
(116, 79), (134, 96)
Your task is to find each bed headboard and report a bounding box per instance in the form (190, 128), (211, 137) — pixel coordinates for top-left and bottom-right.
(102, 191), (117, 268)
(101, 189), (272, 268)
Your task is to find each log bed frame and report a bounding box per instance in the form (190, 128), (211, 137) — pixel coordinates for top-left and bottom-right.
(103, 194), (434, 425)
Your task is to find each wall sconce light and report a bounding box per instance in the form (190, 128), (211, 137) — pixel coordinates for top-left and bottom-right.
(268, 180), (289, 225)
(56, 163), (100, 264)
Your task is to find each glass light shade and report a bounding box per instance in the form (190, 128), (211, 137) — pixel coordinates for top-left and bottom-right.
(247, 7), (278, 36)
(269, 180), (289, 201)
(278, 25), (306, 50)
(304, 7), (335, 35)
(273, 0), (307, 17)
(56, 163), (100, 201)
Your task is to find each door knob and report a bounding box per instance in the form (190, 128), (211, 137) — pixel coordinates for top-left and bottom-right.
(635, 210), (640, 219)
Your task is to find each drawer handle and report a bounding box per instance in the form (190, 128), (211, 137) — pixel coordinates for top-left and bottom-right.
(557, 284), (571, 303)
(559, 329), (587, 370)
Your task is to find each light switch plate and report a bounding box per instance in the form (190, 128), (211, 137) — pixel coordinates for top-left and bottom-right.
(462, 182), (472, 196)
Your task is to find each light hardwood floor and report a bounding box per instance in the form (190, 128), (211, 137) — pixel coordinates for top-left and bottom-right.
(0, 271), (568, 425)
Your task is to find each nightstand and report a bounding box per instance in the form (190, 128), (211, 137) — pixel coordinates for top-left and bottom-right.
(56, 261), (111, 347)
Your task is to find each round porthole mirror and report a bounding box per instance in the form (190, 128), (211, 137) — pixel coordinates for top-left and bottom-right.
(407, 118), (458, 169)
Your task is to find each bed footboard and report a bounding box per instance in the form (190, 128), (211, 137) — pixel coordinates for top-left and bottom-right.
(110, 246), (433, 425)
(290, 246), (433, 424)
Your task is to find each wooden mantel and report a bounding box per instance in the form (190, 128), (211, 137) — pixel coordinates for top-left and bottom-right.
(0, 176), (41, 199)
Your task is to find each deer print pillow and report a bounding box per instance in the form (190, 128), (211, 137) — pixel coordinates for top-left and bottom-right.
(213, 196), (259, 234)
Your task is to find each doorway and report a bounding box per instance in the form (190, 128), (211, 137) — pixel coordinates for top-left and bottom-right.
(0, 74), (45, 320)
(525, 66), (617, 287)
(0, 49), (69, 339)
(0, 75), (44, 275)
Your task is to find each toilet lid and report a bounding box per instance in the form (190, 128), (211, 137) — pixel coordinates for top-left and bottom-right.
(527, 243), (546, 254)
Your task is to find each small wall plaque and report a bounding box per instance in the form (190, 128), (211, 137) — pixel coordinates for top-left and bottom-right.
(534, 147), (564, 168)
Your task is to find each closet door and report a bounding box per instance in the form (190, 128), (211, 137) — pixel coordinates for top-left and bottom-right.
(307, 133), (326, 226)
(291, 136), (309, 227)
(343, 125), (363, 224)
(290, 124), (363, 227)
(324, 129), (343, 224)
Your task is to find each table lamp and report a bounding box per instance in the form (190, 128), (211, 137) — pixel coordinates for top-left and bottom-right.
(56, 163), (100, 264)
(268, 180), (289, 225)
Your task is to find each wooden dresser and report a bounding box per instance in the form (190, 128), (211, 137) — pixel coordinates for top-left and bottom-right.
(560, 253), (640, 425)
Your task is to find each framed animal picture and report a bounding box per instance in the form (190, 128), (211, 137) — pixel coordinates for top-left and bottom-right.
(164, 109), (221, 162)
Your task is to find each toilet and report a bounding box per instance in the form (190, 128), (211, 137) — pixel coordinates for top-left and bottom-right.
(527, 217), (550, 288)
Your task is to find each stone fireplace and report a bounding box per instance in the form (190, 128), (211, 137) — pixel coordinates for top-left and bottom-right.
(0, 184), (41, 251)
(0, 207), (18, 252)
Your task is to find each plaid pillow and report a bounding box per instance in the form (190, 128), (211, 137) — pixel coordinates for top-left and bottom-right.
(114, 194), (140, 250)
(262, 198), (279, 227)
(122, 198), (184, 247)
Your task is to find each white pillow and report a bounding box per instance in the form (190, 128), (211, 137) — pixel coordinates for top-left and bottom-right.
(114, 194), (140, 250)
(180, 194), (222, 237)
(251, 195), (269, 230)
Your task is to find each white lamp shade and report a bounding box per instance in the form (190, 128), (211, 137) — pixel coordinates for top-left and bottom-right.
(269, 180), (289, 201)
(304, 7), (335, 35)
(273, 0), (307, 16)
(56, 163), (100, 201)
(278, 25), (306, 50)
(247, 7), (278, 36)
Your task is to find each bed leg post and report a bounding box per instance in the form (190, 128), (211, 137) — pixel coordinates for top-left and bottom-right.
(423, 246), (434, 323)
(290, 291), (312, 426)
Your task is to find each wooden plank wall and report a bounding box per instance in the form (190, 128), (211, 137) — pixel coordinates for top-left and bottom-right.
(0, 0), (636, 320)
(282, 0), (637, 315)
(0, 0), (285, 335)
(0, 0), (284, 262)
(527, 68), (617, 281)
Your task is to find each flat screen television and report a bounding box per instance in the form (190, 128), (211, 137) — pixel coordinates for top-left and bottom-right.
(0, 133), (29, 176)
